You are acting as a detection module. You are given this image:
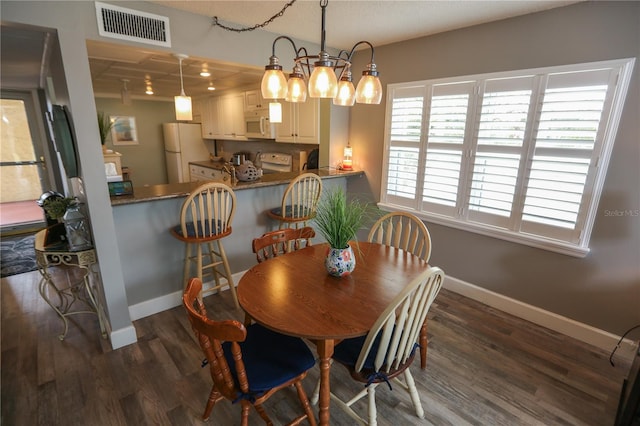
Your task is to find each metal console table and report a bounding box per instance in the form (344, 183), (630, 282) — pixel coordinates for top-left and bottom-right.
(34, 227), (107, 341)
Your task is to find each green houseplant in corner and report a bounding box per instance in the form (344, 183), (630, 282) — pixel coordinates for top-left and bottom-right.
(314, 186), (375, 277)
(97, 111), (113, 151)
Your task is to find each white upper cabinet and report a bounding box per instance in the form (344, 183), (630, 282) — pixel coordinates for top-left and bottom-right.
(200, 93), (246, 140)
(219, 93), (246, 140)
(276, 99), (319, 145)
(200, 97), (222, 139)
(244, 89), (266, 111)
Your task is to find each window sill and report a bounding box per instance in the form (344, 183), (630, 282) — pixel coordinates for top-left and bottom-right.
(377, 203), (590, 258)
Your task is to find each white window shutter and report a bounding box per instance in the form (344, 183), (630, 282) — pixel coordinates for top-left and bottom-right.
(467, 77), (534, 227)
(521, 69), (613, 241)
(383, 86), (425, 207)
(381, 58), (634, 256)
(422, 82), (474, 216)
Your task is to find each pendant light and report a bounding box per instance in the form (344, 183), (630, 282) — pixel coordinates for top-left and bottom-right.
(174, 54), (192, 121)
(355, 63), (383, 104)
(258, 0), (381, 106)
(285, 64), (307, 103)
(120, 79), (131, 105)
(334, 67), (356, 106)
(269, 101), (283, 123)
(261, 56), (288, 100)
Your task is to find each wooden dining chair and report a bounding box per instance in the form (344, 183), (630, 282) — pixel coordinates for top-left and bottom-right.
(183, 278), (317, 425)
(368, 211), (433, 369)
(252, 226), (316, 263)
(245, 226), (316, 326)
(267, 173), (322, 229)
(170, 182), (239, 308)
(315, 266), (444, 425)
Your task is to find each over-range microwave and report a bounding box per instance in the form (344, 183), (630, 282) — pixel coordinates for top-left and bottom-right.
(245, 111), (277, 139)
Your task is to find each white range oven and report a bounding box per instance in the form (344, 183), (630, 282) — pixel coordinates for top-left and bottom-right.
(259, 153), (293, 174)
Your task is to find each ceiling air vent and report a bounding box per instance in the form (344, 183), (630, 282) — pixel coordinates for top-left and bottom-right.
(95, 2), (171, 47)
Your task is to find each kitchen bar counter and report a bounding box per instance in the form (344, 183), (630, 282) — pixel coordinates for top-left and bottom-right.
(110, 168), (363, 206)
(109, 170), (365, 311)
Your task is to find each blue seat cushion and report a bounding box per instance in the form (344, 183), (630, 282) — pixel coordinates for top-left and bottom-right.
(172, 221), (221, 238)
(270, 206), (313, 218)
(333, 331), (418, 370)
(222, 324), (315, 394)
(333, 334), (380, 369)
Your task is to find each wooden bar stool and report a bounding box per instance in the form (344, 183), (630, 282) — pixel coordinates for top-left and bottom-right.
(171, 182), (239, 308)
(267, 173), (322, 229)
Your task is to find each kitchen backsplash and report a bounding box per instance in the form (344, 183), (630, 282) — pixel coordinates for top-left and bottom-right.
(216, 140), (316, 171)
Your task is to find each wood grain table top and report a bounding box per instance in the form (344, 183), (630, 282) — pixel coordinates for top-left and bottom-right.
(237, 241), (429, 341)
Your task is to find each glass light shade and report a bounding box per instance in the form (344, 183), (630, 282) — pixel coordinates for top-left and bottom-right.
(334, 80), (356, 106)
(355, 75), (383, 104)
(261, 69), (288, 99)
(286, 76), (307, 102)
(121, 88), (131, 105)
(343, 145), (353, 170)
(174, 95), (193, 121)
(269, 102), (282, 123)
(308, 66), (338, 98)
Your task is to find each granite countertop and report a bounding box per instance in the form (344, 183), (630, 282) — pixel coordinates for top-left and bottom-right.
(110, 168), (364, 206)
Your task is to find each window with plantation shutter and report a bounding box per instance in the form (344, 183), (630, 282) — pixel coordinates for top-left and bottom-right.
(384, 86), (424, 207)
(467, 77), (534, 228)
(422, 82), (473, 216)
(380, 58), (634, 256)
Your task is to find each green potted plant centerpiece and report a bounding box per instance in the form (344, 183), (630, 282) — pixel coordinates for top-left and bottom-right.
(314, 186), (374, 277)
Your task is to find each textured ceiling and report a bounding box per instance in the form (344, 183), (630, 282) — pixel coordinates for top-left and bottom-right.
(1, 1), (580, 100)
(150, 0), (580, 51)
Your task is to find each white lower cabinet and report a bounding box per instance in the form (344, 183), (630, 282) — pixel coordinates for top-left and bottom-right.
(189, 165), (226, 183)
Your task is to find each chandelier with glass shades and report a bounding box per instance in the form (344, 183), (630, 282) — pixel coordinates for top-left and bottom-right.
(260, 0), (382, 107)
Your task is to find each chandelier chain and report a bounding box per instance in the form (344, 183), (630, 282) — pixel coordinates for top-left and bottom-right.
(212, 0), (297, 33)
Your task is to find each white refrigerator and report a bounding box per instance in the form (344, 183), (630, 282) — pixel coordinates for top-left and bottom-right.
(163, 123), (209, 184)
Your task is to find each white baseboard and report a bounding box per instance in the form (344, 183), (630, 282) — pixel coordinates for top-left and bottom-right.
(128, 271), (246, 321)
(443, 275), (638, 362)
(124, 270), (637, 362)
(110, 325), (137, 350)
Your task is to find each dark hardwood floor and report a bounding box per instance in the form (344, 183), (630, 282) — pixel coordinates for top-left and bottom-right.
(1, 270), (631, 425)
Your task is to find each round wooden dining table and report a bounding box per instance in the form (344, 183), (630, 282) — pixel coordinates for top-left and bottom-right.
(237, 241), (429, 425)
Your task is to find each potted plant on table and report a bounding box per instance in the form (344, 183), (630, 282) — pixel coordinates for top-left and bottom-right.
(314, 187), (376, 277)
(42, 196), (77, 222)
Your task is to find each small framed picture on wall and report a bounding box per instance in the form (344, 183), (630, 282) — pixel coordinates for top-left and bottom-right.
(110, 116), (138, 145)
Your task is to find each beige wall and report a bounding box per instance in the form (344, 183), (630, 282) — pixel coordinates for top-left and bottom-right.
(94, 98), (176, 186)
(347, 1), (640, 335)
